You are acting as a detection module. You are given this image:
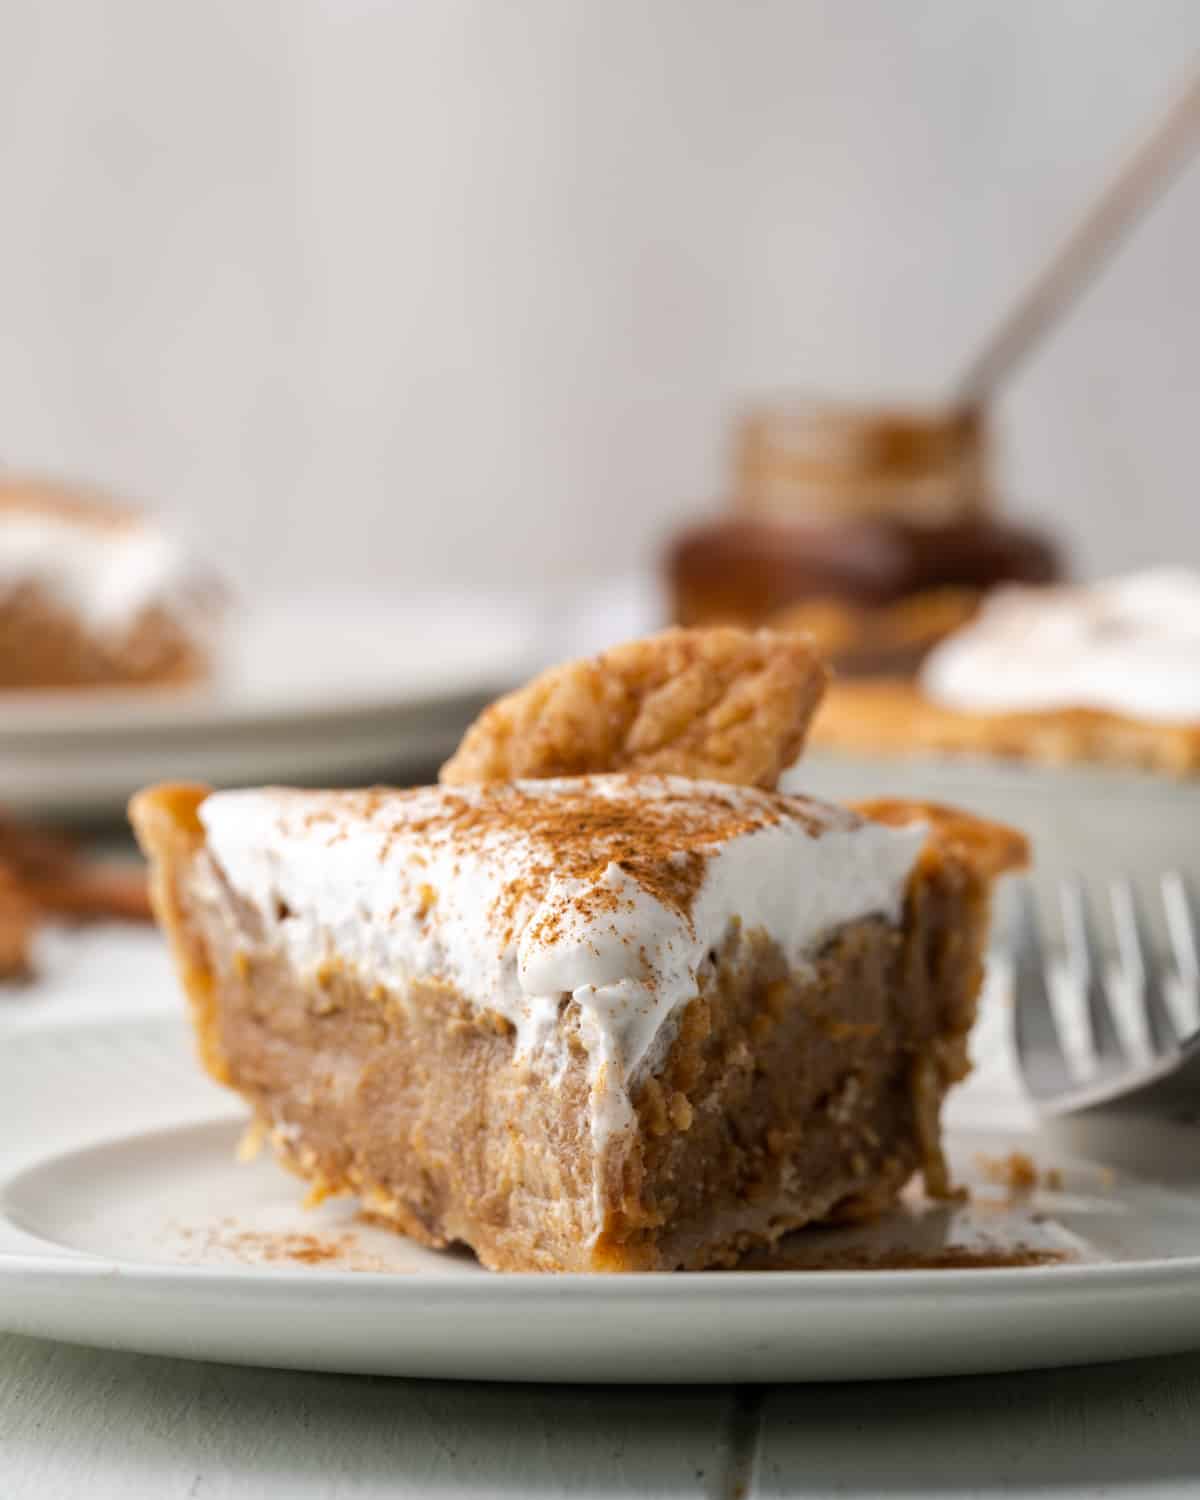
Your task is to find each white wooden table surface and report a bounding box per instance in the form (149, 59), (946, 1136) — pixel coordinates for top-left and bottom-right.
(3, 924), (1200, 1500)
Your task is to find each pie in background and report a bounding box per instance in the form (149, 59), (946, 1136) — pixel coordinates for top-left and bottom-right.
(0, 477), (226, 692)
(810, 571), (1200, 776)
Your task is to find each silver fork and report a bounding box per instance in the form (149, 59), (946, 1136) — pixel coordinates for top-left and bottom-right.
(1012, 873), (1200, 1118)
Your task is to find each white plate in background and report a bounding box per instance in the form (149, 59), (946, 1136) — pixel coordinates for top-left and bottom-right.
(0, 593), (540, 817)
(2, 1010), (1200, 1384)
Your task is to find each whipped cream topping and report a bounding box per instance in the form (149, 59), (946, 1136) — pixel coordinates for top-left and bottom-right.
(198, 776), (925, 1226)
(922, 570), (1200, 724)
(0, 505), (208, 636)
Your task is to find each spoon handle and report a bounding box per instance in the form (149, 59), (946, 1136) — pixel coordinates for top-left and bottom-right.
(956, 64), (1200, 404)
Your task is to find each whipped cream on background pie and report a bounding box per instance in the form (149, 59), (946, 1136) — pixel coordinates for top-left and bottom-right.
(922, 570), (1200, 723)
(811, 571), (1200, 775)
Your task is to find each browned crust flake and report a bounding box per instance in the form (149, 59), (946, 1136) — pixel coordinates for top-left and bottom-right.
(440, 627), (828, 791)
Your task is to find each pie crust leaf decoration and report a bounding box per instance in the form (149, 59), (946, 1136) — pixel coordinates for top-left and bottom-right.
(441, 627), (828, 790)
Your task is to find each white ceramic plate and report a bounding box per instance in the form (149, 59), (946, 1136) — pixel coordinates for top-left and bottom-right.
(3, 1015), (1200, 1383)
(0, 593), (538, 817)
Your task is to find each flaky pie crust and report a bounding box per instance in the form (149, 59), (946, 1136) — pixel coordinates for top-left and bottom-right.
(812, 678), (1200, 776)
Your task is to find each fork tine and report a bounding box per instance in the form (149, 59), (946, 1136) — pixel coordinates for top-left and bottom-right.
(1110, 878), (1178, 1055)
(1059, 875), (1126, 1069)
(1163, 872), (1200, 1041)
(1011, 882), (1072, 1097)
(1163, 872), (1200, 982)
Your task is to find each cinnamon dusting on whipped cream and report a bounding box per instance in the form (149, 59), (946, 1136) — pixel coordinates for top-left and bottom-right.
(293, 777), (834, 950)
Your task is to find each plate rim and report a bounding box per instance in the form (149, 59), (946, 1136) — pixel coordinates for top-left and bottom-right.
(0, 591), (537, 743)
(0, 684), (496, 745)
(6, 1015), (1200, 1381)
(4, 1092), (1200, 1299)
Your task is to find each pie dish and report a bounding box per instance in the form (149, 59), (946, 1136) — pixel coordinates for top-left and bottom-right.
(132, 627), (1024, 1272)
(810, 571), (1200, 776)
(0, 477), (224, 692)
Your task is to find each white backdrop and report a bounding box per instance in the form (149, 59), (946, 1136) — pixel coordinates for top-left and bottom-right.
(0, 0), (1196, 600)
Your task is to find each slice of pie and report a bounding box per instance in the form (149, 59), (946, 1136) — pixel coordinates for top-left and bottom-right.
(132, 628), (1025, 1272)
(0, 477), (225, 691)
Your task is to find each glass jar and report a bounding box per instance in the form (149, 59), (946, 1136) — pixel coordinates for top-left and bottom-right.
(734, 399), (989, 526)
(664, 396), (1060, 675)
